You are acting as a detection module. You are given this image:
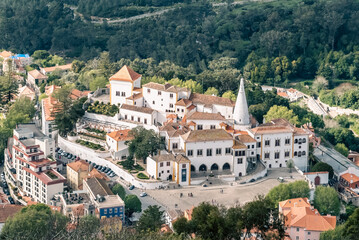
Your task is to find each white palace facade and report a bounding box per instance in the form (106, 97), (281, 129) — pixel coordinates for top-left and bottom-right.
(104, 66), (310, 185)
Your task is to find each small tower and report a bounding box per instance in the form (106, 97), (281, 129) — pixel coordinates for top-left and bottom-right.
(233, 78), (250, 126)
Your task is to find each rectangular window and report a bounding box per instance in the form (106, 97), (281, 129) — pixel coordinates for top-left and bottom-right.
(121, 92), (126, 97)
(147, 89), (150, 93)
(116, 91), (121, 96)
(197, 125), (203, 130)
(166, 162), (170, 166)
(158, 91), (162, 95)
(206, 149), (212, 156)
(308, 232), (311, 235)
(264, 153), (270, 159)
(125, 115), (127, 120)
(182, 164), (186, 168)
(225, 148), (231, 154)
(265, 140), (270, 146)
(275, 152), (280, 159)
(172, 143), (178, 149)
(187, 150), (193, 156)
(285, 151), (290, 157)
(285, 138), (290, 145)
(216, 148), (222, 155)
(153, 101), (155, 104)
(131, 116), (134, 121)
(137, 117), (140, 122)
(170, 93), (173, 98)
(275, 139), (280, 147)
(257, 142), (261, 148)
(210, 125), (216, 129)
(197, 149), (203, 156)
(104, 209), (107, 214)
(169, 103), (174, 108)
(144, 119), (147, 124)
(160, 162), (163, 167)
(237, 158), (243, 164)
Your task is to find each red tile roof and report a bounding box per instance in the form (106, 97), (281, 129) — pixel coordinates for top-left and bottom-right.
(0, 205), (24, 223)
(23, 167), (66, 185)
(67, 160), (89, 172)
(341, 173), (359, 183)
(110, 65), (141, 82)
(28, 69), (48, 80)
(41, 63), (72, 73)
(107, 129), (134, 142)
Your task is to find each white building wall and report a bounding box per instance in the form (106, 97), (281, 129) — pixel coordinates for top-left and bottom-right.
(293, 135), (309, 171)
(110, 81), (133, 105)
(157, 161), (173, 181)
(259, 132), (293, 169)
(212, 104), (234, 120)
(146, 157), (157, 179)
(119, 108), (156, 126)
(183, 140), (234, 172)
(189, 119), (223, 130)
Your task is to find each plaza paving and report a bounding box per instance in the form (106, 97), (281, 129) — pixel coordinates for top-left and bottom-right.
(146, 168), (304, 211)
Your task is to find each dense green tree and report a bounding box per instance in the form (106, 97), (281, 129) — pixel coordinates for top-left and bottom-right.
(266, 180), (310, 208)
(320, 225), (348, 240)
(112, 183), (126, 200)
(311, 162), (334, 179)
(126, 126), (164, 163)
(0, 204), (68, 240)
(204, 87), (219, 96)
(137, 205), (164, 232)
(335, 143), (349, 156)
(343, 207), (359, 239)
(314, 186), (340, 216)
(52, 86), (86, 136)
(222, 90), (236, 101)
(264, 105), (299, 125)
(124, 194), (142, 217)
(286, 159), (294, 173)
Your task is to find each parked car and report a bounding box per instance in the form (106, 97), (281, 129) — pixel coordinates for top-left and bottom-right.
(140, 192), (147, 197)
(202, 184), (208, 187)
(55, 147), (60, 152)
(8, 196), (15, 204)
(129, 185), (135, 190)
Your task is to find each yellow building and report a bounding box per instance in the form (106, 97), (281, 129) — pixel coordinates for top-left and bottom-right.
(67, 160), (90, 190)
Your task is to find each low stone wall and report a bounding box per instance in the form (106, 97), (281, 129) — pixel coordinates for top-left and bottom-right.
(58, 136), (166, 190)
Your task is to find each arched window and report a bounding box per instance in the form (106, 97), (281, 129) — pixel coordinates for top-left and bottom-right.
(199, 164), (207, 172)
(191, 165), (196, 172)
(223, 163), (230, 170)
(211, 164), (219, 171)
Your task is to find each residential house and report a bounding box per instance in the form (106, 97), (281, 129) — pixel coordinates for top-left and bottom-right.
(27, 69), (48, 86)
(67, 160), (90, 190)
(279, 198), (336, 240)
(40, 63), (72, 75)
(106, 129), (134, 160)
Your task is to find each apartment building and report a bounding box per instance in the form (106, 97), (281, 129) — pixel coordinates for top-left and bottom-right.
(4, 124), (65, 204)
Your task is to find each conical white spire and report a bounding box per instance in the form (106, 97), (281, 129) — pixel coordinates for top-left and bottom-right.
(233, 78), (250, 125)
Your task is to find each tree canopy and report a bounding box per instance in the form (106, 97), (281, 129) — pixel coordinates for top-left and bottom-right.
(264, 105), (299, 125)
(137, 205), (164, 232)
(124, 194), (142, 217)
(314, 186), (340, 216)
(112, 183), (126, 200)
(266, 180), (310, 208)
(311, 162), (334, 179)
(126, 126), (164, 162)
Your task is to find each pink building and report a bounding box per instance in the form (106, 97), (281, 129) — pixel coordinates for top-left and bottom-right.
(279, 198), (336, 240)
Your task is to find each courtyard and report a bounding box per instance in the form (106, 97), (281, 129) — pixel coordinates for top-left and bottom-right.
(146, 168), (305, 211)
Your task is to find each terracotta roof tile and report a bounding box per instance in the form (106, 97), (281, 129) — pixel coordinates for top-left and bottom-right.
(126, 92), (143, 100)
(189, 93), (234, 107)
(236, 135), (257, 143)
(88, 168), (110, 181)
(110, 65), (141, 82)
(341, 173), (359, 183)
(23, 167), (66, 185)
(41, 63), (72, 73)
(0, 205), (24, 223)
(42, 96), (59, 121)
(181, 129), (232, 142)
(279, 198), (310, 209)
(28, 69), (48, 80)
(70, 89), (90, 100)
(0, 50), (12, 58)
(107, 129), (134, 142)
(186, 111), (225, 121)
(121, 104), (154, 114)
(176, 98), (192, 107)
(67, 160), (89, 172)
